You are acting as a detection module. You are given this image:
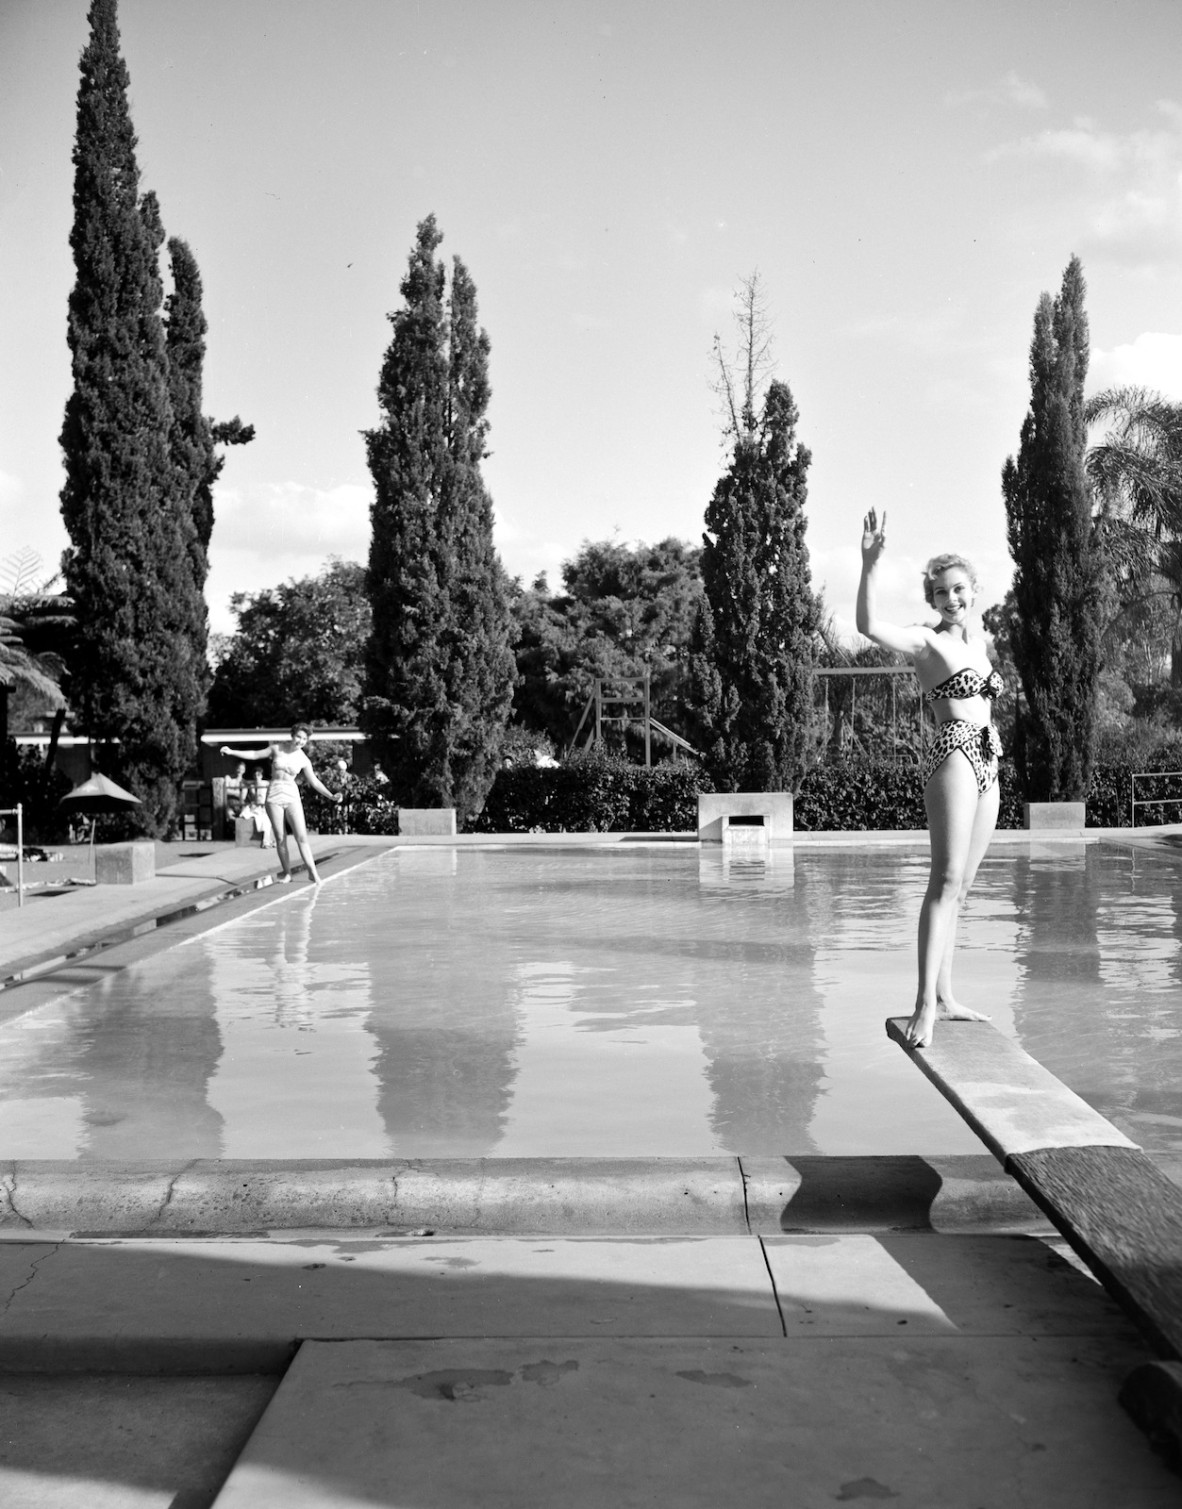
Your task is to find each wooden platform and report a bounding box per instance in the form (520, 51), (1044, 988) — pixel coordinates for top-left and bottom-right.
(887, 1015), (1182, 1469)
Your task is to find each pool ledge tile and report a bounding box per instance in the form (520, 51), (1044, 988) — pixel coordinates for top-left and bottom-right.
(0, 1158), (751, 1237)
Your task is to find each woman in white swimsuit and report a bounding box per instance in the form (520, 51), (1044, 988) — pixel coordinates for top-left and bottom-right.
(856, 510), (1001, 1047)
(219, 724), (342, 884)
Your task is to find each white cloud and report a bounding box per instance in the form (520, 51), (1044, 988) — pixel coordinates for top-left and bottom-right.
(946, 71), (1048, 112)
(1090, 332), (1182, 400)
(985, 102), (1182, 266)
(206, 479), (371, 633)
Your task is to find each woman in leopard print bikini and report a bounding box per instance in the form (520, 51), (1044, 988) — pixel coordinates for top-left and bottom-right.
(856, 509), (1002, 1048)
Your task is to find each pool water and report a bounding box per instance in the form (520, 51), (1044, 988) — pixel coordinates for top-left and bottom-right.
(0, 842), (1179, 1160)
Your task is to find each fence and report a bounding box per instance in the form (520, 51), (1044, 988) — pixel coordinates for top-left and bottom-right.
(1130, 770), (1182, 828)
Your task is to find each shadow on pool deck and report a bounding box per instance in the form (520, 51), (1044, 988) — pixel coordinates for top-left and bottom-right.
(0, 1229), (1177, 1507)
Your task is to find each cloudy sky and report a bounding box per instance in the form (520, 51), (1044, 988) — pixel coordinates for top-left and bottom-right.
(2, 0), (1181, 638)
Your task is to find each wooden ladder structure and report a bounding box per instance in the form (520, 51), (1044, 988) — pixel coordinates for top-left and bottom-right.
(569, 676), (699, 765)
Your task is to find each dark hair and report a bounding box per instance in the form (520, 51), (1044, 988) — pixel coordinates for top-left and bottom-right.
(291, 722), (312, 740)
(922, 553), (979, 607)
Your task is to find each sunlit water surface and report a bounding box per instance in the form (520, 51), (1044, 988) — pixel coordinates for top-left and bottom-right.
(1, 842), (1179, 1160)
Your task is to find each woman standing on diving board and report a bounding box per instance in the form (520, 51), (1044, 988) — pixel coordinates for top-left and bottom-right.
(220, 723), (342, 885)
(856, 509), (1002, 1048)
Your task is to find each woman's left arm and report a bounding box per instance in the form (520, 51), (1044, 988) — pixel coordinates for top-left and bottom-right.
(302, 758), (342, 803)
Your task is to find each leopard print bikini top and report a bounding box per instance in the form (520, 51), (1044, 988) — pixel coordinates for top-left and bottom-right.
(923, 667), (1004, 704)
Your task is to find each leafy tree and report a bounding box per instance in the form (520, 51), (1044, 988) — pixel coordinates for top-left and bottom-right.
(362, 216), (516, 821)
(511, 538), (704, 751)
(57, 0), (201, 835)
(207, 560), (371, 727)
(686, 276), (822, 792)
(1002, 257), (1102, 802)
(1085, 386), (1182, 687)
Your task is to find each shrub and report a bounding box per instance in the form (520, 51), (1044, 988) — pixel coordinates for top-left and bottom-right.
(792, 759), (1024, 832)
(0, 742), (73, 843)
(470, 753), (711, 833)
(302, 776), (400, 835)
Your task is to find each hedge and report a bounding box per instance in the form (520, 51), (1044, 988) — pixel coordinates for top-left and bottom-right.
(468, 755), (710, 834)
(293, 750), (1182, 836)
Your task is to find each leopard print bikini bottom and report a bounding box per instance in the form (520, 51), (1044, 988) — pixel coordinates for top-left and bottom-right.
(922, 719), (1003, 795)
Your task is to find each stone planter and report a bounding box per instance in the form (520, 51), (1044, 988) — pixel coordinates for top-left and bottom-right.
(95, 840), (155, 885)
(1022, 801), (1086, 830)
(398, 807), (457, 837)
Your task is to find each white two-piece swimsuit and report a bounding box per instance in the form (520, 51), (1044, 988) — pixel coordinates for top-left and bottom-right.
(266, 745), (312, 809)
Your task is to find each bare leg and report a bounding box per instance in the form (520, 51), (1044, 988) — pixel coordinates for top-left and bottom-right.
(936, 777), (999, 1019)
(907, 753), (980, 1048)
(284, 800), (321, 884)
(265, 802), (293, 879)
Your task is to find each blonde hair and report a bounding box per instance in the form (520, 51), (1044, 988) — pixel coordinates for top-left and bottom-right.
(922, 553), (978, 607)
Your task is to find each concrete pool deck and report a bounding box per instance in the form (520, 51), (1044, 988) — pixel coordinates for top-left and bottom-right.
(2, 830), (1181, 1504)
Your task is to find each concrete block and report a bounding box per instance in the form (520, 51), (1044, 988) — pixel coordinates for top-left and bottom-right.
(398, 807), (457, 837)
(698, 792), (793, 845)
(94, 841), (155, 885)
(1023, 800), (1086, 829)
(234, 817), (262, 847)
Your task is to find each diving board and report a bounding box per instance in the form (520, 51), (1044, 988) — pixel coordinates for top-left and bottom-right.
(887, 1014), (1182, 1453)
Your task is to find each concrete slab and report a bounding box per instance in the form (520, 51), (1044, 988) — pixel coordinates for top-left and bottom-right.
(0, 1373), (275, 1509)
(213, 1335), (1179, 1508)
(885, 1017), (1138, 1159)
(764, 1233), (1130, 1338)
(0, 1236), (782, 1371)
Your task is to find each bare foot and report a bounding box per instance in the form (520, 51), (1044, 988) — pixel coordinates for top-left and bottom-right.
(936, 995), (991, 1023)
(904, 1002), (937, 1049)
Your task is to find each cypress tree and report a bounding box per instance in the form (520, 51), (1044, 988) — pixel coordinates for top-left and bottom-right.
(688, 380), (821, 791)
(58, 0), (199, 835)
(363, 216), (515, 822)
(1002, 256), (1101, 801)
(164, 235), (254, 690)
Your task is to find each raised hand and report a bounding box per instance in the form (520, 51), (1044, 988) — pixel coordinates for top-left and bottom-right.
(861, 509), (887, 564)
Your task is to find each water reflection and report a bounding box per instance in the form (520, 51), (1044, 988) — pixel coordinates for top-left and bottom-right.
(0, 843), (1179, 1159)
(0, 936), (226, 1160)
(207, 890), (387, 1157)
(1006, 845), (1182, 1151)
(366, 850), (519, 1156)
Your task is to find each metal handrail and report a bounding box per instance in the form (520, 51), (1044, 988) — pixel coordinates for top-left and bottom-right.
(0, 804), (24, 907)
(1130, 771), (1182, 829)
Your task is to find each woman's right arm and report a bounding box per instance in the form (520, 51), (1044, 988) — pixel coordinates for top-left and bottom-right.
(856, 510), (932, 658)
(219, 744), (271, 761)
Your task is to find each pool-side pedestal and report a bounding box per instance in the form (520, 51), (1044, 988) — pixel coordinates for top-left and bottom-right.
(1023, 801), (1086, 829)
(398, 808), (457, 837)
(94, 841), (155, 885)
(697, 793), (793, 847)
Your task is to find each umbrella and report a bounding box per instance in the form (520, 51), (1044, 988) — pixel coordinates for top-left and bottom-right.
(59, 773), (141, 853)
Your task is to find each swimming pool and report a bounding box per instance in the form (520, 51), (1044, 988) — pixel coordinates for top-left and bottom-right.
(0, 841), (1178, 1160)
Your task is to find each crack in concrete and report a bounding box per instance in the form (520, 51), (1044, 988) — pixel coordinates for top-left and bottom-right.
(2, 1163), (34, 1229)
(1, 1241), (61, 1317)
(147, 1160), (199, 1230)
